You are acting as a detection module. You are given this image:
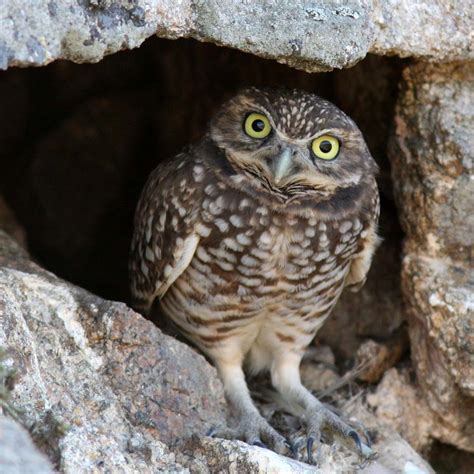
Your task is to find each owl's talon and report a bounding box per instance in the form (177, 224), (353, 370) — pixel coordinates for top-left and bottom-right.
(304, 404), (373, 458)
(286, 440), (298, 458)
(306, 436), (315, 464)
(341, 417), (373, 454)
(348, 419), (372, 448)
(349, 430), (362, 452)
(206, 427), (217, 437)
(209, 415), (287, 455)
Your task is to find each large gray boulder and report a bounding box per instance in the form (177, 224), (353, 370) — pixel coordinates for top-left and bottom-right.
(0, 228), (225, 471)
(0, 0), (472, 71)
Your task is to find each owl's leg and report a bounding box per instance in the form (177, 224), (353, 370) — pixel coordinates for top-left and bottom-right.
(270, 353), (371, 462)
(210, 360), (289, 455)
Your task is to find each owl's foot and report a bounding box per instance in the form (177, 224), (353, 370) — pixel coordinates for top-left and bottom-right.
(304, 404), (372, 464)
(208, 414), (292, 456)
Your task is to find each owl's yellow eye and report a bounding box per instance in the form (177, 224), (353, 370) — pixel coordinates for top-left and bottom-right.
(244, 113), (272, 139)
(311, 135), (340, 160)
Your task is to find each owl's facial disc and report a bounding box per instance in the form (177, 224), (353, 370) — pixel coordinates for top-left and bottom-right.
(237, 111), (340, 189)
(209, 88), (377, 196)
(227, 136), (343, 194)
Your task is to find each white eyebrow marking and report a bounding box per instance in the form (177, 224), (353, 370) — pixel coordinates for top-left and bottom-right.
(243, 96), (351, 142)
(273, 128), (346, 145)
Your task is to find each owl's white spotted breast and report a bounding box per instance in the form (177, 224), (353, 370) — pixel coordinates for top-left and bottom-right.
(154, 158), (373, 367)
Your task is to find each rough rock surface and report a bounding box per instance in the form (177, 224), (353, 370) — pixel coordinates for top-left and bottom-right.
(0, 416), (54, 474)
(0, 1), (473, 72)
(0, 229), (225, 471)
(370, 0), (474, 62)
(355, 334), (408, 384)
(178, 438), (319, 474)
(349, 402), (435, 474)
(367, 368), (435, 453)
(389, 62), (474, 452)
(177, 434), (434, 474)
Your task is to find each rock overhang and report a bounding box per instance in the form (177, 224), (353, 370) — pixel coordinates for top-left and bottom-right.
(0, 0), (473, 71)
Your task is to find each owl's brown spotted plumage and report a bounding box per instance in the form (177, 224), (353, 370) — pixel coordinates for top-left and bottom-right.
(130, 88), (379, 459)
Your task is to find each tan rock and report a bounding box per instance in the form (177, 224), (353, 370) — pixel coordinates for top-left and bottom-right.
(178, 437), (319, 474)
(389, 62), (474, 451)
(403, 257), (474, 451)
(0, 416), (54, 474)
(349, 396), (435, 474)
(366, 368), (434, 453)
(356, 333), (408, 384)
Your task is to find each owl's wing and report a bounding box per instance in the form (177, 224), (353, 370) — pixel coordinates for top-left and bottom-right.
(129, 152), (203, 314)
(344, 221), (380, 292)
(345, 182), (380, 292)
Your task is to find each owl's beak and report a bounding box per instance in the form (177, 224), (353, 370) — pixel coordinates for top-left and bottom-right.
(272, 147), (293, 184)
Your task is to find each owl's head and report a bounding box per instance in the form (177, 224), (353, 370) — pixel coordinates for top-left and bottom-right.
(209, 88), (377, 198)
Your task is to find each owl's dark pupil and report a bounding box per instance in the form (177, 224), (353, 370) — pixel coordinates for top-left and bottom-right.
(319, 140), (332, 153)
(252, 119), (265, 132)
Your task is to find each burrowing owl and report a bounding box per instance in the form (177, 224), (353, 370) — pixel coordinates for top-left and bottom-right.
(130, 88), (379, 458)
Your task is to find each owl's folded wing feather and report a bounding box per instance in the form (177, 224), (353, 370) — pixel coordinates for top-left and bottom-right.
(129, 154), (203, 314)
(344, 221), (380, 292)
(345, 181), (380, 292)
